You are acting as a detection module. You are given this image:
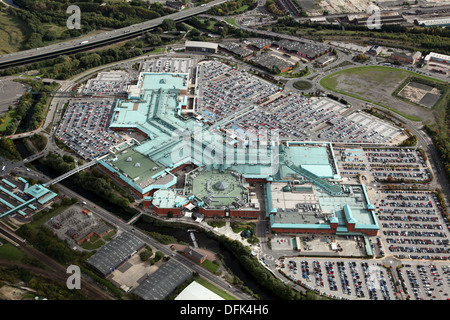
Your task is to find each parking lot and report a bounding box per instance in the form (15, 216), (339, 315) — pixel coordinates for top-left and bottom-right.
(0, 78), (28, 115)
(196, 61), (280, 122)
(279, 257), (399, 300)
(55, 99), (123, 159)
(83, 71), (129, 96)
(335, 147), (432, 183)
(376, 190), (450, 261)
(224, 93), (403, 144)
(141, 57), (193, 75)
(400, 263), (450, 300)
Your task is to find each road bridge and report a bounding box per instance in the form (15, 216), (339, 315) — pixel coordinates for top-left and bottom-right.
(0, 0), (228, 68)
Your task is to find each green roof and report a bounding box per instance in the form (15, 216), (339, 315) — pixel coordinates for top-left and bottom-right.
(190, 170), (248, 207)
(111, 149), (165, 181)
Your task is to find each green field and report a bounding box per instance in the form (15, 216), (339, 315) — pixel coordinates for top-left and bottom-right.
(0, 243), (26, 261)
(0, 11), (29, 54)
(0, 109), (17, 132)
(148, 47), (165, 55)
(80, 234), (105, 250)
(319, 66), (448, 122)
(201, 259), (220, 273)
(235, 5), (249, 13)
(224, 18), (238, 27)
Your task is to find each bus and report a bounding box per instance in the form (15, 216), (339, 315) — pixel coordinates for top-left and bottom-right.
(1, 166), (5, 171)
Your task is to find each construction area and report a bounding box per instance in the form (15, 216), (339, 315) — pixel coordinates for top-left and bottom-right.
(397, 81), (443, 108)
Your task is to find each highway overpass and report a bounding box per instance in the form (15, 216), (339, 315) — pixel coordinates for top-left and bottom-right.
(0, 0), (228, 68)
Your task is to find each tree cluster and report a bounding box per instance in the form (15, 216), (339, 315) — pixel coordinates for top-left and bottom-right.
(265, 0), (286, 16)
(273, 17), (450, 54)
(0, 79), (58, 136)
(0, 138), (22, 161)
(208, 0), (257, 16)
(0, 265), (86, 300)
(209, 232), (309, 300)
(187, 16), (257, 39)
(39, 153), (132, 213)
(5, 1), (174, 50)
(423, 98), (450, 183)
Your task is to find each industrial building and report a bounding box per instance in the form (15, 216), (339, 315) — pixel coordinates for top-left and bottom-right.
(250, 53), (295, 73)
(132, 258), (193, 300)
(415, 17), (450, 27)
(165, 1), (187, 11)
(315, 55), (336, 68)
(175, 281), (224, 300)
(272, 39), (329, 60)
(424, 52), (450, 65)
(391, 51), (422, 65)
(219, 42), (254, 59)
(184, 247), (207, 263)
(185, 41), (218, 54)
(345, 12), (406, 25)
(85, 232), (145, 276)
(248, 39), (272, 51)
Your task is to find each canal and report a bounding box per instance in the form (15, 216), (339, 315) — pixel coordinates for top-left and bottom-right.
(14, 138), (33, 159)
(134, 217), (279, 300)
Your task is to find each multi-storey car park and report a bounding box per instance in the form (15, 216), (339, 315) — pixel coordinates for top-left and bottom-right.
(44, 56), (450, 300)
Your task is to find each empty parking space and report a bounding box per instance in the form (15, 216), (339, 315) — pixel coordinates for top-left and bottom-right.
(334, 147), (432, 183)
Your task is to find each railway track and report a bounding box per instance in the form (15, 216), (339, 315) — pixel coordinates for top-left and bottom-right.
(0, 226), (113, 300)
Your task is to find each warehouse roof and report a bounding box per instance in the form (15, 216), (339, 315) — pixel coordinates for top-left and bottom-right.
(249, 38), (272, 50)
(185, 41), (218, 50)
(273, 39), (328, 58)
(85, 232), (144, 276)
(251, 53), (294, 72)
(219, 42), (254, 58)
(132, 258), (193, 300)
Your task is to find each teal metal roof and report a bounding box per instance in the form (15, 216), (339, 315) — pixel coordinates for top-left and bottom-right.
(2, 179), (16, 188)
(25, 184), (52, 199)
(343, 205), (356, 224)
(37, 192), (57, 205)
(152, 189), (189, 209)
